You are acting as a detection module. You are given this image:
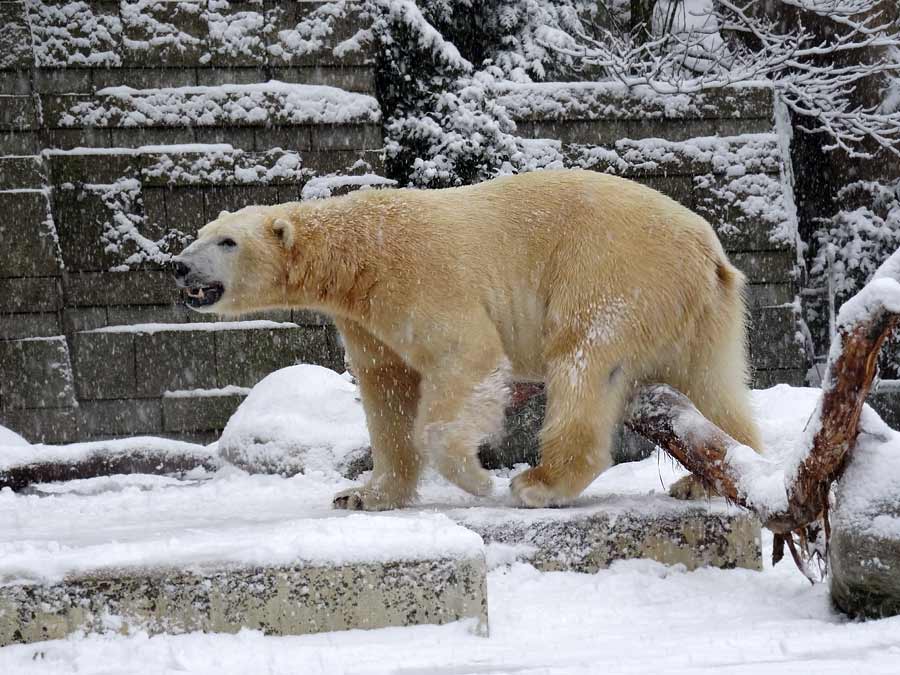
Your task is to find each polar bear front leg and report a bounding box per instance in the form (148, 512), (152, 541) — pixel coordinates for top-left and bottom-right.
(414, 351), (510, 498)
(332, 319), (422, 511)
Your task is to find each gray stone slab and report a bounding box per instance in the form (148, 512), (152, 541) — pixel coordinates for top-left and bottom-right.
(215, 324), (343, 387)
(63, 306), (109, 333)
(41, 128), (113, 150)
(202, 185), (283, 222)
(106, 304), (189, 326)
(831, 527), (900, 619)
(77, 398), (163, 437)
(134, 328), (219, 396)
(65, 271), (178, 307)
(0, 70), (32, 95)
(0, 407), (78, 445)
(0, 94), (37, 130)
(0, 155), (45, 190)
(33, 69), (94, 95)
(730, 250), (795, 284)
(164, 186), (209, 235)
(751, 367), (806, 388)
(448, 495), (762, 573)
(162, 392), (246, 432)
(0, 130), (38, 154)
(309, 123), (383, 151)
(45, 150), (135, 185)
(193, 126), (256, 150)
(252, 126), (313, 152)
(749, 306), (806, 370)
(638, 174), (695, 209)
(196, 67), (268, 86)
(0, 554), (488, 646)
(0, 312), (60, 340)
(0, 1), (33, 71)
(866, 391), (900, 431)
(271, 65), (376, 93)
(745, 283), (794, 309)
(71, 330), (136, 399)
(109, 127), (197, 149)
(51, 187), (120, 272)
(91, 68), (198, 91)
(0, 277), (61, 313)
(0, 336), (76, 410)
(0, 190), (61, 276)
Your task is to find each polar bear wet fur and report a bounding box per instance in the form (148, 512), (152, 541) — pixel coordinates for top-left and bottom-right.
(173, 169), (761, 509)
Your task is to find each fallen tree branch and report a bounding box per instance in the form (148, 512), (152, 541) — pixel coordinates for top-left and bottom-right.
(627, 247), (900, 576)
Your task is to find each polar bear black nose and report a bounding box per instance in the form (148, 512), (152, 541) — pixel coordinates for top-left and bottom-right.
(172, 261), (190, 279)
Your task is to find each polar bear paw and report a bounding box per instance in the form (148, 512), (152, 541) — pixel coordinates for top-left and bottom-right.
(510, 468), (569, 508)
(332, 485), (409, 511)
(668, 475), (714, 501)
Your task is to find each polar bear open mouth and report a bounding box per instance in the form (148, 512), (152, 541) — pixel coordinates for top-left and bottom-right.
(182, 283), (224, 308)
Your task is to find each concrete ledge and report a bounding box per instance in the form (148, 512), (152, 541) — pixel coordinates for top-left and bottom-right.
(0, 515), (488, 646)
(448, 495), (762, 573)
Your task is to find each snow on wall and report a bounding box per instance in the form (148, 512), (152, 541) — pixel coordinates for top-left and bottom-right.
(59, 83), (381, 129)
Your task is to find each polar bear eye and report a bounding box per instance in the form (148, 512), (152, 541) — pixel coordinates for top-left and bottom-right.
(219, 238), (237, 249)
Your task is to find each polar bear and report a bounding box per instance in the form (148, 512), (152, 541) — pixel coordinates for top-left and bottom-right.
(173, 169), (760, 509)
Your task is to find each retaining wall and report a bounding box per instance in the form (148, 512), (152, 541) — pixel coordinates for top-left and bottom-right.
(0, 1), (806, 445)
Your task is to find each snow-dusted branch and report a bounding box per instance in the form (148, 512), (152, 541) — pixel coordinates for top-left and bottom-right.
(557, 0), (900, 156)
(627, 247), (900, 575)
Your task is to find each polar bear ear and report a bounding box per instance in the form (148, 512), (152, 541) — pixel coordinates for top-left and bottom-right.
(271, 218), (295, 249)
(218, 210), (230, 219)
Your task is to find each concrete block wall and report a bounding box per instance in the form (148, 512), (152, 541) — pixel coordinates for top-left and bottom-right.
(1, 2), (807, 446)
(1, 0), (377, 443)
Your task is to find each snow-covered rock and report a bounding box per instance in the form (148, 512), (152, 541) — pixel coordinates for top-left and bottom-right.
(0, 425), (29, 447)
(218, 365), (371, 478)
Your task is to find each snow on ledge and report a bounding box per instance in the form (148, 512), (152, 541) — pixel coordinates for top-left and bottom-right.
(163, 385), (252, 399)
(0, 514), (484, 586)
(87, 320), (300, 335)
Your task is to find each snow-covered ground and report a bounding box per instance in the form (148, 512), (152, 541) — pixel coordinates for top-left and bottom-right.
(1, 385), (900, 672)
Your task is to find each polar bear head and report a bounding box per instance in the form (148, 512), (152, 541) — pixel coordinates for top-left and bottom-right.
(172, 205), (295, 315)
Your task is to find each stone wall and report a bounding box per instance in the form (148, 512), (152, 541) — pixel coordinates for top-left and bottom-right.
(0, 1), (806, 446)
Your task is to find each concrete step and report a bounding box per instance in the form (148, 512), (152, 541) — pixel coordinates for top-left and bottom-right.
(0, 515), (488, 646)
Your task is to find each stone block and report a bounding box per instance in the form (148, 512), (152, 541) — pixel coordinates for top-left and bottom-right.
(0, 70), (31, 95)
(0, 155), (45, 190)
(252, 126), (313, 152)
(202, 185), (282, 222)
(0, 130), (38, 154)
(309, 123), (383, 151)
(45, 150), (135, 185)
(0, 190), (61, 276)
(71, 330), (136, 399)
(133, 327), (219, 396)
(63, 306), (108, 333)
(91, 67), (198, 91)
(108, 127), (197, 149)
(745, 283), (794, 309)
(0, 336), (76, 410)
(866, 391), (900, 431)
(297, 148), (378, 176)
(106, 305), (189, 326)
(41, 128), (112, 150)
(629, 118), (717, 143)
(0, 312), (60, 340)
(0, 516), (488, 645)
(831, 526), (900, 619)
(272, 65), (376, 93)
(751, 368), (806, 388)
(0, 407), (78, 444)
(0, 277), (61, 313)
(730, 250), (795, 284)
(268, 2), (372, 67)
(215, 324), (344, 387)
(749, 306), (805, 370)
(51, 187), (119, 272)
(27, 1), (121, 69)
(0, 1), (33, 70)
(162, 391), (246, 432)
(65, 271), (178, 307)
(448, 494), (762, 573)
(33, 69), (94, 94)
(193, 126), (256, 150)
(0, 94), (37, 130)
(77, 398), (163, 437)
(141, 187), (168, 240)
(196, 67), (268, 86)
(164, 186), (209, 235)
(716, 117), (774, 137)
(120, 2), (206, 68)
(638, 174), (695, 208)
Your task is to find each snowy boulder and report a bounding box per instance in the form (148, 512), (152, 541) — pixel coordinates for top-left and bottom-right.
(0, 425), (29, 447)
(831, 407), (900, 618)
(218, 365), (372, 479)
